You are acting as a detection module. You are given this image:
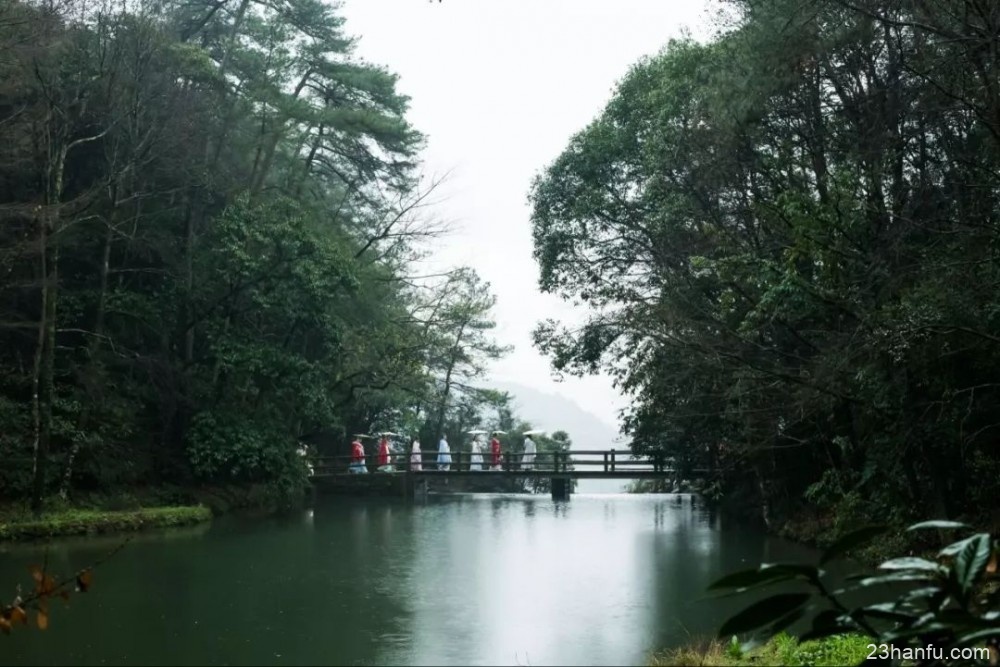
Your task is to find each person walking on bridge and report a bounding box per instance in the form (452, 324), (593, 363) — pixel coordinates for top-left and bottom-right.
(470, 434), (484, 471)
(410, 438), (422, 471)
(349, 436), (367, 473)
(490, 432), (503, 471)
(377, 434), (392, 472)
(521, 434), (537, 470)
(437, 434), (452, 471)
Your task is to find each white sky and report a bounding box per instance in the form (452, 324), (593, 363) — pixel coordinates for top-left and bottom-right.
(339, 0), (713, 428)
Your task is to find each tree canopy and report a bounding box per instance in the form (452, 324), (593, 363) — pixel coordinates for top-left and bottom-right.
(0, 0), (522, 509)
(531, 0), (1000, 527)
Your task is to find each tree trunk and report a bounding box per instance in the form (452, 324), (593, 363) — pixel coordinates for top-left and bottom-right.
(58, 199), (117, 499)
(31, 138), (69, 513)
(250, 71), (311, 198)
(29, 211), (49, 513)
(33, 240), (59, 511)
(434, 322), (468, 438)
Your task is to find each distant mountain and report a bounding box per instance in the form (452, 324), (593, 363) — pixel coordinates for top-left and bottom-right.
(490, 380), (624, 450)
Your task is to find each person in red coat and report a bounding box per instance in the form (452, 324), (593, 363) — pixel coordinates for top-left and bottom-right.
(349, 437), (367, 473)
(377, 435), (391, 471)
(490, 433), (502, 471)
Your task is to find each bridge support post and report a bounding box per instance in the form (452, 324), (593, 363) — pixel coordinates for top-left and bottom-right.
(551, 476), (571, 501)
(399, 474), (429, 501)
(400, 473), (415, 500)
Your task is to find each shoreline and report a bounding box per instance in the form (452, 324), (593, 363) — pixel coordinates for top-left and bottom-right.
(0, 482), (308, 543)
(0, 505), (212, 541)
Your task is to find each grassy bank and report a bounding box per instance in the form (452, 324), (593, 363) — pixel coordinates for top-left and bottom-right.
(0, 506), (212, 541)
(650, 633), (871, 667)
(0, 479), (312, 542)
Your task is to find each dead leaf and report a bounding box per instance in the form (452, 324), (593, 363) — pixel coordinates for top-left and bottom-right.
(36, 610), (48, 631)
(0, 616), (10, 635)
(10, 606), (27, 625)
(77, 569), (93, 593)
(30, 565), (42, 583)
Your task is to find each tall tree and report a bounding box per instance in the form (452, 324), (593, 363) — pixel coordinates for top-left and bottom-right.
(531, 0), (1000, 527)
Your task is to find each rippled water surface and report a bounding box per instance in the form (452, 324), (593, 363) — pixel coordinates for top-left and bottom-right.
(0, 493), (826, 666)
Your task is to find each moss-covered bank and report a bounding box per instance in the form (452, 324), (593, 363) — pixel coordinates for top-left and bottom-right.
(650, 632), (871, 667)
(0, 506), (212, 541)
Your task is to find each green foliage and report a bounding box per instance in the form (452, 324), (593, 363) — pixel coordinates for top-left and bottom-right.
(530, 0), (1000, 527)
(186, 412), (299, 482)
(650, 632), (871, 667)
(0, 0), (511, 509)
(725, 635), (743, 660)
(710, 521), (1000, 665)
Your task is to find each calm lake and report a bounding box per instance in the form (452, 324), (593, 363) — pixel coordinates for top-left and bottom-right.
(0, 493), (828, 666)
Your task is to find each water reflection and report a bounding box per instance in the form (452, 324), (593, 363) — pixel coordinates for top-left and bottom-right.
(0, 494), (828, 666)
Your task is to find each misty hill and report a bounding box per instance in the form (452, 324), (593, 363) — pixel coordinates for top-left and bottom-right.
(490, 381), (627, 452)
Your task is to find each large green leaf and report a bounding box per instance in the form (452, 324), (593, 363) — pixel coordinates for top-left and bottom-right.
(851, 572), (939, 588)
(882, 622), (953, 644)
(858, 602), (917, 623)
(708, 564), (819, 593)
(940, 534), (985, 557)
(798, 608), (854, 642)
(953, 533), (991, 595)
(820, 525), (888, 565)
(878, 557), (944, 572)
(907, 520), (970, 532)
(718, 593), (811, 637)
(953, 628), (1000, 648)
(766, 606), (808, 636)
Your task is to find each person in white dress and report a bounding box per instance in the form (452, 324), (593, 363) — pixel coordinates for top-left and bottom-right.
(469, 434), (484, 471)
(437, 435), (451, 471)
(410, 438), (422, 471)
(522, 435), (537, 470)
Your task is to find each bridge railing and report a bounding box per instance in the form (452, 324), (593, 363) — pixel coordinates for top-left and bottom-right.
(308, 449), (694, 475)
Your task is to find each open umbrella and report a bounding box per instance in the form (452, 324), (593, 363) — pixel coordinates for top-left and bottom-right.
(491, 430), (507, 435)
(522, 429), (546, 436)
(353, 433), (374, 439)
(466, 429), (488, 435)
(378, 431), (400, 437)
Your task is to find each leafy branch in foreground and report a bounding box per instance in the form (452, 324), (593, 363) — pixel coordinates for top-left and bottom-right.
(0, 539), (128, 634)
(710, 521), (1000, 664)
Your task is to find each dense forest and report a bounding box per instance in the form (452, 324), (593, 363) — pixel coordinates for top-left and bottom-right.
(532, 0), (1000, 531)
(0, 0), (544, 510)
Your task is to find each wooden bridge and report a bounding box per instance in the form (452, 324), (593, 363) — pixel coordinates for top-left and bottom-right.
(308, 449), (709, 500)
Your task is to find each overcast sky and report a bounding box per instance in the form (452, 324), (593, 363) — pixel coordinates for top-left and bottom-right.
(338, 0), (713, 429)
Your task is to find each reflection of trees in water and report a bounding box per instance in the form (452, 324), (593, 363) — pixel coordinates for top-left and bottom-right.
(644, 499), (772, 652)
(307, 499), (416, 664)
(644, 499), (834, 653)
(523, 499), (537, 517)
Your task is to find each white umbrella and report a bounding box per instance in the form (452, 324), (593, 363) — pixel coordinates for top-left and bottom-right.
(466, 429), (488, 435)
(353, 433), (374, 439)
(522, 429), (546, 436)
(378, 431), (400, 437)
(491, 430), (507, 435)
